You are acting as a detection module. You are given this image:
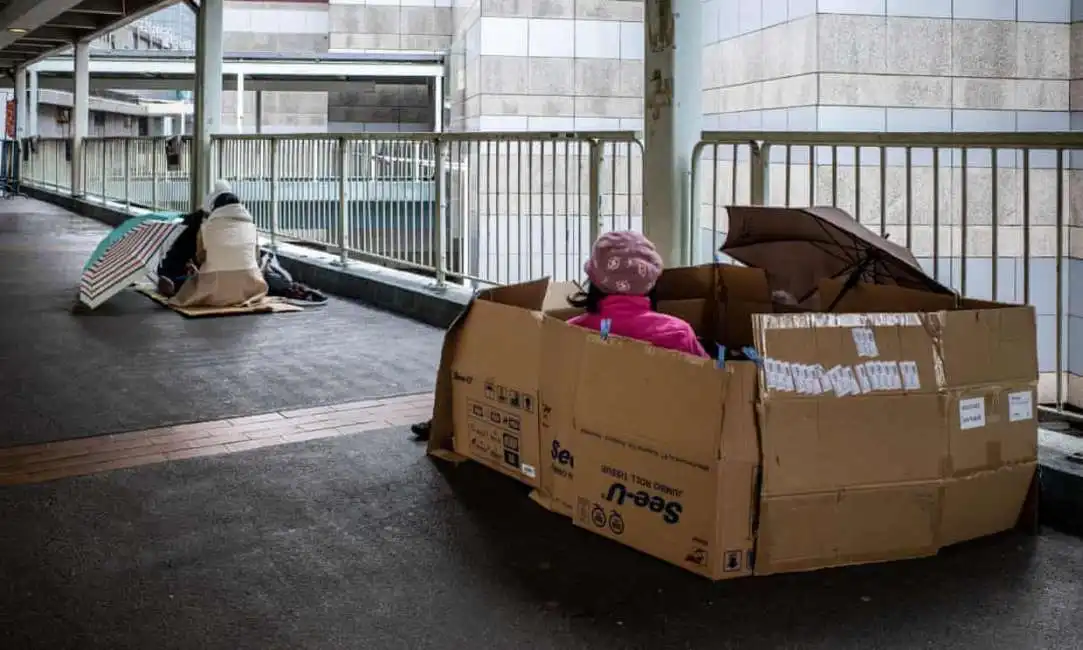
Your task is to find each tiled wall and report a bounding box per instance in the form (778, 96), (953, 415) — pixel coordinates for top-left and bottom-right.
(327, 0), (452, 52)
(216, 1), (442, 132)
(450, 0), (644, 132)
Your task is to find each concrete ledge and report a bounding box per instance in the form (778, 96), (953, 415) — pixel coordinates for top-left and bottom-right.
(22, 183), (471, 330)
(267, 242), (471, 329)
(21, 184), (130, 227)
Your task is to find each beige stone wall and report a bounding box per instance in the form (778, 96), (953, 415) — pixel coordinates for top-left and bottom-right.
(328, 0), (452, 51)
(451, 0), (643, 131)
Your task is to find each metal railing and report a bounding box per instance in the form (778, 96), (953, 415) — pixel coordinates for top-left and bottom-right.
(23, 133), (644, 286)
(692, 131), (1077, 413)
(19, 130), (1078, 412)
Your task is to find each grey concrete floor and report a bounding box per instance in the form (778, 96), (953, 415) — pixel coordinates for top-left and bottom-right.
(1, 427), (1081, 650)
(0, 198), (442, 447)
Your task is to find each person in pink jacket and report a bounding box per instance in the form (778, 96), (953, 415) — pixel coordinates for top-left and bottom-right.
(568, 230), (709, 358)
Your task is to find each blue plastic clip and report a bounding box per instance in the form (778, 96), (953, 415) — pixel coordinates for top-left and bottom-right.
(741, 346), (763, 367)
(716, 343), (727, 369)
(599, 318), (612, 341)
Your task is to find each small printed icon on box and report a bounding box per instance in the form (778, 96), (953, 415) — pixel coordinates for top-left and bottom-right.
(685, 546), (707, 566)
(723, 550), (742, 572)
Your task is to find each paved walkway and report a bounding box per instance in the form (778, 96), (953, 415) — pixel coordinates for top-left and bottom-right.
(0, 393), (432, 485)
(0, 198), (442, 448)
(3, 197), (1083, 650)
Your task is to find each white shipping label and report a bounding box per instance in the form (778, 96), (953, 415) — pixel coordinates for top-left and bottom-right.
(521, 463), (537, 479)
(793, 364), (809, 394)
(899, 361), (921, 391)
(826, 366), (844, 395)
(867, 361), (883, 391)
(851, 327), (880, 358)
(781, 362), (796, 392)
(885, 362), (903, 390)
(814, 365), (833, 394)
(843, 367), (861, 395)
(959, 397), (987, 430)
(1008, 390), (1034, 422)
(854, 364), (872, 394)
(765, 359), (780, 390)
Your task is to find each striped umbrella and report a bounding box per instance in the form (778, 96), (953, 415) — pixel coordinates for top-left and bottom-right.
(82, 212), (182, 273)
(79, 219), (187, 309)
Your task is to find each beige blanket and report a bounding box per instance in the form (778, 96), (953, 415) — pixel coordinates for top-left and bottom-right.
(170, 203), (268, 308)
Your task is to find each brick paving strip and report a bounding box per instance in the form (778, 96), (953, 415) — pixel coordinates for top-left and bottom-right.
(0, 393), (434, 486)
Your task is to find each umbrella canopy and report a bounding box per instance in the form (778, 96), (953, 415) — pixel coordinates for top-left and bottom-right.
(82, 212), (182, 273)
(79, 218), (187, 309)
(721, 206), (953, 309)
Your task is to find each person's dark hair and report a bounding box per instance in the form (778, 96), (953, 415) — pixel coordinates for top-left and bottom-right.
(211, 192), (241, 211)
(567, 283), (658, 314)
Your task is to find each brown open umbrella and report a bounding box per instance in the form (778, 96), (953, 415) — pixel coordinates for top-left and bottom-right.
(721, 206), (953, 310)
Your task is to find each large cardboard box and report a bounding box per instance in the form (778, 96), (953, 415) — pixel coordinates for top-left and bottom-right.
(428, 265), (1039, 581)
(750, 280), (1039, 574)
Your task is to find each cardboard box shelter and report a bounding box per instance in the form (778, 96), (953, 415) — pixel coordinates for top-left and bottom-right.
(427, 254), (1038, 581)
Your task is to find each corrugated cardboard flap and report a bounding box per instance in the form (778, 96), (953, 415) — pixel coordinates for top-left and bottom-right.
(428, 278), (552, 457)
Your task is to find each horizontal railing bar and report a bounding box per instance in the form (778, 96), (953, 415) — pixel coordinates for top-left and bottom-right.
(699, 130), (1083, 148)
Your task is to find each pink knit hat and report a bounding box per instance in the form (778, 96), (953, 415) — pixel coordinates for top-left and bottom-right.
(584, 230), (664, 295)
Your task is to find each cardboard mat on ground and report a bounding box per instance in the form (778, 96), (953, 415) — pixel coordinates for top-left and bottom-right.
(427, 248), (1038, 582)
(135, 284), (303, 317)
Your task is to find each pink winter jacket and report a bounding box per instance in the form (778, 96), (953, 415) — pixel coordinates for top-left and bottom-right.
(568, 295), (709, 358)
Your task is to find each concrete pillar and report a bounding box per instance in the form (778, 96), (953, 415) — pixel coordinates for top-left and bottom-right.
(234, 72), (244, 133)
(191, 0), (224, 209)
(254, 90), (262, 134)
(161, 115), (173, 136)
(72, 41), (90, 197)
(14, 66), (26, 140)
(27, 66), (38, 137)
(642, 0), (702, 266)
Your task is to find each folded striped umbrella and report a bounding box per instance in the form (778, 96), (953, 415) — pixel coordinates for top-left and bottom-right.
(79, 218), (187, 309)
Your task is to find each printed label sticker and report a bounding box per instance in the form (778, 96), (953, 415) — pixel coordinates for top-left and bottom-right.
(1008, 390), (1034, 422)
(851, 327), (880, 358)
(959, 397), (986, 430)
(899, 361), (921, 391)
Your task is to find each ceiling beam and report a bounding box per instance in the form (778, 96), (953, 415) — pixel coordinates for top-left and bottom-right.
(67, 0), (127, 16)
(0, 0), (90, 50)
(49, 12), (101, 30)
(21, 27), (80, 43)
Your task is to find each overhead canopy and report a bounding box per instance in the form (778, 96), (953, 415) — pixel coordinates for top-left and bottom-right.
(0, 0), (171, 70)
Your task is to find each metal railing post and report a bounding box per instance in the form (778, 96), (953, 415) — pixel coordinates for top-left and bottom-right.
(123, 139), (131, 211)
(100, 141), (106, 200)
(588, 138), (603, 244)
(269, 138), (279, 251)
(336, 136), (348, 266)
(749, 141), (770, 206)
(433, 137), (447, 288)
(151, 138), (159, 210)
